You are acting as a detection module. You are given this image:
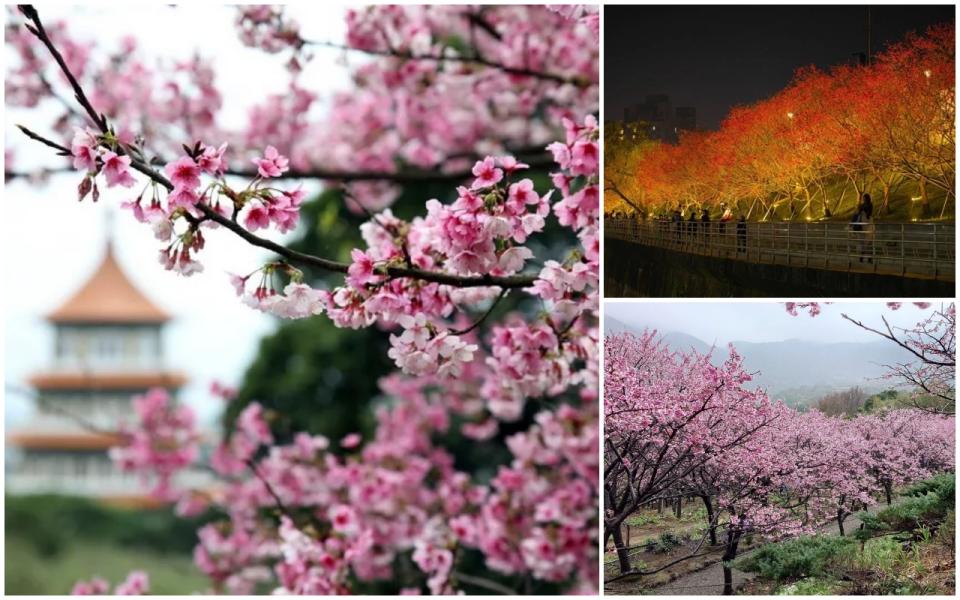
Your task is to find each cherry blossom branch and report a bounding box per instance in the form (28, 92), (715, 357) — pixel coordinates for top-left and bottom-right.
(19, 120), (540, 289)
(7, 152), (555, 185)
(244, 458), (294, 518)
(14, 7), (541, 290)
(842, 314), (955, 368)
(303, 39), (590, 88)
(222, 150), (554, 184)
(18, 5), (106, 131)
(4, 383), (120, 437)
(449, 289), (509, 335)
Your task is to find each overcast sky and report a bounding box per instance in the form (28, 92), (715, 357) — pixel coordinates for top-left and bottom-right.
(4, 5), (353, 428)
(605, 301), (945, 346)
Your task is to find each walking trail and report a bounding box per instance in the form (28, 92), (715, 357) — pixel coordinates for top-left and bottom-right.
(649, 503), (889, 595)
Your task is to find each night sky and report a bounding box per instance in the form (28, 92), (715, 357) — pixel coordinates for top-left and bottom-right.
(606, 5), (955, 131)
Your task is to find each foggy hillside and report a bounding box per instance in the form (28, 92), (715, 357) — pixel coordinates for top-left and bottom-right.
(604, 316), (915, 406)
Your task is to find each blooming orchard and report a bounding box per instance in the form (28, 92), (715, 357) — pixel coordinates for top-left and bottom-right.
(604, 328), (955, 594)
(8, 4), (599, 595)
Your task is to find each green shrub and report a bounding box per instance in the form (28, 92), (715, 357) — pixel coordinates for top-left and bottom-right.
(856, 473), (954, 540)
(735, 535), (854, 581)
(643, 531), (684, 554)
(902, 473), (954, 498)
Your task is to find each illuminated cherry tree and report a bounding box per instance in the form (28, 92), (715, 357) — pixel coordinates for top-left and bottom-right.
(8, 4), (599, 595)
(606, 23), (954, 220)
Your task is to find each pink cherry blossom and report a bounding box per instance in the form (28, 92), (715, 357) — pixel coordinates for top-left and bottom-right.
(253, 145), (290, 178)
(101, 151), (136, 188)
(163, 155), (201, 191)
(470, 156), (503, 190)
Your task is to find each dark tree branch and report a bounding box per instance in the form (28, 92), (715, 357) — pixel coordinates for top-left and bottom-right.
(302, 39), (590, 88)
(449, 288), (508, 335)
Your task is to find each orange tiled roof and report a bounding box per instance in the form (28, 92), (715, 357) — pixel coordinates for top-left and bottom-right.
(7, 431), (124, 450)
(48, 243), (170, 324)
(28, 371), (188, 390)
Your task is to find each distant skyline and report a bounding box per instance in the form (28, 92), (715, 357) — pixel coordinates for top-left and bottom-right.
(605, 302), (943, 346)
(606, 5), (955, 130)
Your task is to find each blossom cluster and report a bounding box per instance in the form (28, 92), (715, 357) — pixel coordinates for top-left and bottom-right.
(109, 388), (199, 499)
(71, 571), (149, 596)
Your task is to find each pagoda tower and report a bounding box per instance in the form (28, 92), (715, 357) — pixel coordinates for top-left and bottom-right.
(7, 241), (186, 504)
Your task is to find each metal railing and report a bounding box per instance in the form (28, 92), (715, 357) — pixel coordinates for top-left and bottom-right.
(605, 218), (955, 281)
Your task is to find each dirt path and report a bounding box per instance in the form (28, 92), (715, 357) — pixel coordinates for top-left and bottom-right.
(648, 504), (884, 595)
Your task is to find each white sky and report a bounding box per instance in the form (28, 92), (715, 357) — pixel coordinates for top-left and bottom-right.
(605, 301), (946, 346)
(3, 5), (354, 428)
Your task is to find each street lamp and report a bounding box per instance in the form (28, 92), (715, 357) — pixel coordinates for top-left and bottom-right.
(924, 69), (932, 79)
(786, 112), (795, 119)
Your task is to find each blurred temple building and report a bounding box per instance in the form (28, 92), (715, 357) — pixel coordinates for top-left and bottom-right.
(623, 94), (697, 143)
(6, 240), (188, 506)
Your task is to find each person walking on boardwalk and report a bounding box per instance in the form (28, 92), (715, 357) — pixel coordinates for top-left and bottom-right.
(850, 193), (873, 263)
(672, 207), (682, 244)
(719, 204), (733, 250)
(736, 215), (747, 253)
(701, 208), (711, 245)
(687, 211), (697, 246)
(858, 193), (875, 263)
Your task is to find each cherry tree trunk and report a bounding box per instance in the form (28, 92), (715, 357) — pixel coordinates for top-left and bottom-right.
(701, 495), (718, 545)
(721, 529), (742, 596)
(611, 523), (632, 574)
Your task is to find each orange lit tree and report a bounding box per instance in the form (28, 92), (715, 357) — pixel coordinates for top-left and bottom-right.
(606, 23), (954, 221)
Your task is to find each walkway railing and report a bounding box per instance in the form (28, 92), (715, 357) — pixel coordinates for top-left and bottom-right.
(605, 219), (955, 281)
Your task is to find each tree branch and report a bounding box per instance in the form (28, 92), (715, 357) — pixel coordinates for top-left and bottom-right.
(302, 39), (591, 88)
(15, 6), (541, 290)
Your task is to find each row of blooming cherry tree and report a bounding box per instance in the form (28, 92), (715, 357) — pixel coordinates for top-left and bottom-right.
(604, 303), (955, 595)
(8, 4), (599, 595)
(605, 23), (954, 221)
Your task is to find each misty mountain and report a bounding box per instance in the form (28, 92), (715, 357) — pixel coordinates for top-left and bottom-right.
(604, 317), (914, 406)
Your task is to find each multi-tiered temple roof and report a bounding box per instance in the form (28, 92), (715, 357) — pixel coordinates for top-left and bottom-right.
(8, 242), (187, 506)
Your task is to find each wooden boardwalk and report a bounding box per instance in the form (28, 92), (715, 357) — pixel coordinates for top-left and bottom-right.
(605, 219), (955, 282)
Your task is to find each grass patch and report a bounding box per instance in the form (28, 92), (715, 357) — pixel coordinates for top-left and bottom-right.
(626, 513), (662, 527)
(5, 535), (208, 595)
(774, 577), (838, 595)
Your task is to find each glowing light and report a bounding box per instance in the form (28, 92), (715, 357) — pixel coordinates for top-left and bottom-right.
(924, 69), (932, 78)
(911, 196), (922, 202)
(786, 112), (794, 119)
